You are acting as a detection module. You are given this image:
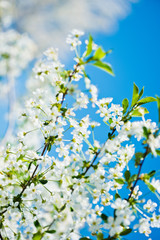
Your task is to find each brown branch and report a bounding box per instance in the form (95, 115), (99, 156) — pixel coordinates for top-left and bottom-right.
(60, 63), (79, 106)
(18, 143), (48, 197)
(128, 145), (150, 200)
(0, 209), (7, 215)
(17, 64), (80, 198)
(6, 63), (81, 211)
(82, 127), (116, 176)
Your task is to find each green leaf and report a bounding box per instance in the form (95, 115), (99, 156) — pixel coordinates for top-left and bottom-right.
(84, 35), (93, 57)
(129, 174), (137, 183)
(39, 179), (48, 185)
(97, 232), (104, 240)
(131, 83), (139, 107)
(115, 193), (121, 199)
(124, 170), (130, 182)
(33, 232), (44, 240)
(130, 107), (149, 117)
(93, 47), (106, 60)
(53, 204), (59, 212)
(34, 220), (41, 229)
(138, 87), (144, 99)
(134, 152), (143, 166)
(59, 203), (66, 212)
(156, 149), (160, 155)
(45, 230), (56, 234)
(120, 228), (132, 236)
(47, 143), (51, 152)
(108, 118), (113, 124)
(101, 213), (108, 222)
(138, 97), (156, 105)
(148, 170), (156, 178)
(93, 61), (114, 76)
(147, 183), (156, 193)
(1, 53), (10, 59)
(16, 232), (21, 240)
(115, 178), (125, 184)
(122, 98), (129, 114)
(156, 95), (160, 123)
(143, 126), (151, 138)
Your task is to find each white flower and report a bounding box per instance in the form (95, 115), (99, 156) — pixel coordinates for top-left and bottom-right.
(66, 29), (84, 51)
(111, 198), (129, 210)
(147, 134), (160, 156)
(143, 199), (157, 212)
(104, 216), (123, 237)
(43, 47), (58, 61)
(87, 214), (102, 233)
(134, 218), (151, 237)
(150, 178), (160, 194)
(131, 185), (142, 199)
(74, 92), (89, 109)
(150, 212), (160, 228)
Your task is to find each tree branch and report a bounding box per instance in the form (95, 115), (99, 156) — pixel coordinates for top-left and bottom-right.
(83, 127), (116, 176)
(128, 145), (150, 200)
(13, 63), (80, 199)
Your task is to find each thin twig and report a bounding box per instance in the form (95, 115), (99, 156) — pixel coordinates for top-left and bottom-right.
(128, 145), (150, 200)
(83, 128), (116, 176)
(60, 63), (79, 105)
(12, 64), (80, 201)
(19, 144), (48, 197)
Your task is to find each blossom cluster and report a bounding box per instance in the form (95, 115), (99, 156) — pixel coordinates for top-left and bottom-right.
(0, 29), (160, 240)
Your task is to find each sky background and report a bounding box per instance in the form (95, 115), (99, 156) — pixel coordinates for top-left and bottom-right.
(0, 0), (160, 239)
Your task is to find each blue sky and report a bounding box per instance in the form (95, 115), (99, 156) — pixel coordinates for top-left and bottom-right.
(93, 0), (160, 118)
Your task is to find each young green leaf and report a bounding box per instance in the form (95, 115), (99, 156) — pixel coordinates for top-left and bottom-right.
(148, 170), (156, 178)
(146, 183), (156, 193)
(130, 107), (149, 117)
(39, 179), (48, 185)
(134, 152), (143, 166)
(84, 35), (93, 57)
(143, 126), (151, 138)
(115, 193), (121, 199)
(138, 86), (144, 99)
(120, 228), (132, 236)
(122, 98), (129, 114)
(33, 232), (44, 240)
(156, 149), (160, 155)
(45, 230), (56, 234)
(93, 61), (114, 76)
(97, 232), (104, 240)
(137, 97), (156, 105)
(115, 178), (125, 184)
(93, 47), (106, 60)
(101, 213), (108, 222)
(16, 232), (21, 240)
(124, 170), (130, 182)
(129, 174), (138, 183)
(34, 220), (41, 229)
(131, 83), (139, 107)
